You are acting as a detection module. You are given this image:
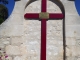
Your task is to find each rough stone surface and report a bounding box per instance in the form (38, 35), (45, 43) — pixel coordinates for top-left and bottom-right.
(11, 37), (24, 45)
(6, 56), (13, 60)
(0, 0), (80, 60)
(6, 45), (21, 55)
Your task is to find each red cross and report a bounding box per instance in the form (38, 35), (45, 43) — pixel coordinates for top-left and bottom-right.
(24, 0), (64, 60)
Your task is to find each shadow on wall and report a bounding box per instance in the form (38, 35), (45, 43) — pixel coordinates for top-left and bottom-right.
(0, 4), (8, 25)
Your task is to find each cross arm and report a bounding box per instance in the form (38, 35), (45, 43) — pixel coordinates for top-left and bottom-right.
(49, 13), (64, 19)
(24, 13), (39, 19)
(24, 13), (64, 20)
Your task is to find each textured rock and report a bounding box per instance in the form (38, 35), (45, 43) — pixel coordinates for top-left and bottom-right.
(66, 46), (77, 56)
(66, 46), (72, 56)
(66, 25), (80, 37)
(0, 0), (80, 60)
(19, 44), (27, 55)
(6, 45), (21, 55)
(13, 56), (21, 60)
(0, 37), (10, 45)
(0, 25), (24, 36)
(6, 56), (13, 60)
(64, 1), (78, 15)
(11, 37), (24, 45)
(65, 15), (80, 25)
(47, 45), (59, 56)
(66, 37), (76, 45)
(0, 44), (5, 48)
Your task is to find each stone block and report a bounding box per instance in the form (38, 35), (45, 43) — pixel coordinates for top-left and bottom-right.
(47, 31), (63, 39)
(25, 1), (41, 13)
(20, 39), (40, 57)
(77, 56), (80, 60)
(47, 20), (62, 31)
(13, 7), (24, 14)
(47, 56), (60, 60)
(0, 44), (5, 48)
(64, 1), (78, 15)
(60, 0), (67, 3)
(6, 56), (12, 60)
(0, 37), (10, 45)
(6, 45), (21, 55)
(0, 25), (24, 36)
(66, 57), (77, 60)
(47, 1), (61, 13)
(76, 46), (80, 56)
(65, 15), (80, 25)
(13, 56), (22, 60)
(66, 25), (80, 37)
(47, 37), (63, 45)
(24, 21), (41, 41)
(71, 46), (77, 56)
(47, 45), (59, 56)
(26, 55), (40, 60)
(66, 37), (76, 45)
(58, 57), (63, 60)
(19, 44), (27, 55)
(11, 36), (24, 45)
(76, 37), (80, 46)
(66, 46), (72, 57)
(15, 1), (25, 8)
(24, 21), (41, 32)
(66, 46), (77, 56)
(58, 46), (63, 56)
(6, 14), (23, 25)
(47, 39), (58, 45)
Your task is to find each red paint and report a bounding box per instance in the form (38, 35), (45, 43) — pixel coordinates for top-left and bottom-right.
(41, 0), (47, 60)
(41, 0), (47, 12)
(41, 19), (46, 60)
(24, 13), (39, 19)
(49, 13), (63, 19)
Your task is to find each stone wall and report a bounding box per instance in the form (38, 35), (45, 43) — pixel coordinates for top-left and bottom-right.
(0, 0), (80, 60)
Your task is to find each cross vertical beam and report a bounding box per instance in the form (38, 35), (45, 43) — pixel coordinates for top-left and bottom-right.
(41, 20), (46, 60)
(41, 0), (47, 60)
(41, 0), (47, 12)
